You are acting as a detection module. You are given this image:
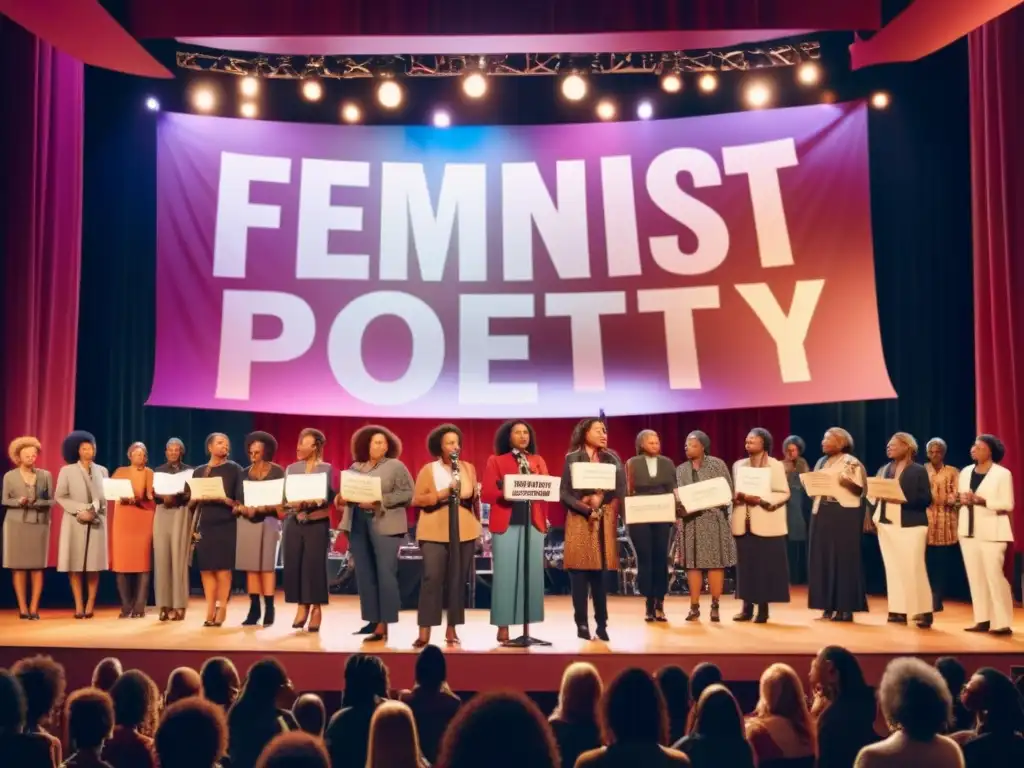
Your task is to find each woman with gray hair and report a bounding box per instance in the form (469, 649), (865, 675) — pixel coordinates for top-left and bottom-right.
(807, 427), (867, 622)
(924, 438), (959, 613)
(153, 438), (193, 621)
(675, 430), (735, 623)
(871, 432), (935, 628)
(110, 442), (156, 618)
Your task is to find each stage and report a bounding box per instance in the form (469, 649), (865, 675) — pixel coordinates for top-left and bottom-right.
(0, 589), (1019, 693)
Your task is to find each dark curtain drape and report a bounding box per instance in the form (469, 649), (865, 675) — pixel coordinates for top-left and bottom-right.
(0, 18), (85, 565)
(969, 5), (1024, 557)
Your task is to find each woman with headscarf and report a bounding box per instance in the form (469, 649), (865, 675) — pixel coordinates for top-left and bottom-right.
(957, 667), (1024, 767)
(284, 427), (334, 633)
(560, 417), (625, 641)
(412, 423), (480, 648)
(807, 427), (868, 623)
(732, 428), (791, 624)
(674, 430), (734, 623)
(237, 431), (285, 627)
(55, 430), (109, 618)
(2, 436), (54, 619)
(924, 438), (959, 614)
(481, 420), (550, 643)
(782, 436), (811, 584)
(153, 438), (192, 622)
(624, 429), (677, 623)
(871, 432), (934, 628)
(958, 434), (1014, 635)
(110, 442), (156, 618)
(337, 424), (414, 643)
(188, 432), (245, 627)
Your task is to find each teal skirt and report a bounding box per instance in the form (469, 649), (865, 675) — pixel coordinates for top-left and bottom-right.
(490, 523), (545, 626)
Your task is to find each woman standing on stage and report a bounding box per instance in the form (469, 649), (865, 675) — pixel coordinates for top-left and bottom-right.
(732, 428), (791, 624)
(924, 438), (959, 613)
(55, 430), (109, 619)
(782, 436), (811, 585)
(237, 431), (285, 627)
(284, 427), (334, 633)
(482, 420), (550, 644)
(2, 436), (54, 619)
(807, 427), (868, 623)
(110, 442), (155, 618)
(674, 430), (734, 623)
(412, 423), (480, 648)
(189, 432), (244, 627)
(338, 424), (414, 643)
(958, 434), (1015, 635)
(560, 418), (624, 641)
(153, 438), (192, 622)
(624, 429), (676, 623)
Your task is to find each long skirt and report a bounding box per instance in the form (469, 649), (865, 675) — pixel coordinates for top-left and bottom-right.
(193, 503), (237, 571)
(111, 503), (155, 573)
(235, 516), (281, 572)
(735, 534), (791, 604)
(808, 501), (867, 613)
(3, 509), (51, 569)
(153, 504), (191, 610)
(490, 523), (545, 626)
(675, 508), (737, 570)
(283, 516), (330, 605)
(57, 511), (108, 572)
(877, 523), (932, 616)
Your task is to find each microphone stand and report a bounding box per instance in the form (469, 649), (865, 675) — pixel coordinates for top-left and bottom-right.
(506, 450), (551, 648)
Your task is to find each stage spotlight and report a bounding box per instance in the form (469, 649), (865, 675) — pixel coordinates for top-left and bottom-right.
(240, 76), (259, 97)
(636, 100), (654, 120)
(744, 80), (772, 109)
(595, 100), (616, 121)
(796, 61), (821, 86)
(192, 87), (216, 113)
(301, 79), (323, 102)
(463, 72), (488, 99)
(697, 72), (718, 93)
(377, 79), (404, 109)
(432, 110), (452, 128)
(341, 102), (362, 123)
(240, 102), (258, 119)
(145, 97), (160, 112)
(561, 73), (588, 101)
(871, 91), (891, 109)
(661, 71), (683, 94)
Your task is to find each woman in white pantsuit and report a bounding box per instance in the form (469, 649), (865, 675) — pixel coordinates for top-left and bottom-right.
(871, 432), (935, 629)
(958, 434), (1015, 636)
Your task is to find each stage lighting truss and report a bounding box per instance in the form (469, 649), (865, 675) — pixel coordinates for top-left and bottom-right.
(175, 42), (820, 83)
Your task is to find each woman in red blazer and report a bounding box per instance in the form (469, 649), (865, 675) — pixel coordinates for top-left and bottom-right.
(481, 420), (550, 644)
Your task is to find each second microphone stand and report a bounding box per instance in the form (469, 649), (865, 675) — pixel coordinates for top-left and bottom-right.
(505, 454), (551, 648)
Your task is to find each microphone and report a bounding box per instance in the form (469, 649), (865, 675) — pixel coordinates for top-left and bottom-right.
(450, 450), (460, 463)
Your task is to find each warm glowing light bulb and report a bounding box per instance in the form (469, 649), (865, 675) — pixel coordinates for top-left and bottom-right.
(240, 76), (259, 97)
(341, 102), (362, 123)
(377, 80), (403, 109)
(636, 100), (654, 120)
(796, 62), (821, 86)
(463, 72), (488, 99)
(744, 81), (771, 109)
(697, 72), (718, 93)
(302, 79), (323, 101)
(661, 72), (682, 93)
(561, 73), (587, 101)
(192, 88), (215, 112)
(871, 91), (891, 109)
(240, 102), (258, 118)
(595, 100), (616, 120)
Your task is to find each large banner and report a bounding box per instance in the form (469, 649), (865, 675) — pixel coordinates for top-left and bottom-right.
(149, 103), (894, 417)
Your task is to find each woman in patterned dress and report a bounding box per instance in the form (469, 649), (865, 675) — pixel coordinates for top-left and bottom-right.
(674, 430), (735, 623)
(924, 438), (959, 613)
(2, 436), (54, 619)
(236, 431), (285, 627)
(110, 442), (155, 618)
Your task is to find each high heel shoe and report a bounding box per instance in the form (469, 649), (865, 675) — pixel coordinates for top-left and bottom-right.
(365, 624), (388, 643)
(654, 599), (668, 623)
(685, 604), (700, 622)
(292, 607), (310, 630)
(307, 607), (322, 633)
(18, 612), (29, 620)
(158, 609), (170, 622)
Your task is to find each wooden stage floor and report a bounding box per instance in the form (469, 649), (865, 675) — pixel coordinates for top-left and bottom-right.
(1, 589), (1020, 693)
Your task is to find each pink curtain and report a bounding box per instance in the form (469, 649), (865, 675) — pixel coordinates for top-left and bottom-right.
(969, 4), (1024, 556)
(0, 18), (85, 563)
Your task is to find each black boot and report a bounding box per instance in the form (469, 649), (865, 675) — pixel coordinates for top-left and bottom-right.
(644, 598), (656, 622)
(263, 595), (276, 627)
(242, 594), (261, 626)
(577, 624), (592, 640)
(754, 603), (769, 624)
(710, 598), (721, 623)
(595, 624), (610, 642)
(733, 601), (754, 622)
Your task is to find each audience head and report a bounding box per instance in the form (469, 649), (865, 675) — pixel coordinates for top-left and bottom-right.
(292, 693), (326, 737)
(935, 657), (967, 698)
(255, 731), (330, 768)
(755, 663), (815, 747)
(0, 669), (27, 735)
(91, 657), (123, 692)
(656, 666), (691, 741)
(200, 656), (240, 711)
(689, 662), (723, 705)
(553, 661), (603, 725)
(238, 658), (291, 710)
(601, 668), (668, 746)
(962, 667), (1024, 733)
(689, 684), (747, 742)
(343, 653), (389, 708)
(155, 697), (227, 768)
(11, 654), (66, 730)
(366, 700), (425, 768)
(164, 667), (202, 707)
(65, 687), (114, 751)
(414, 644), (449, 692)
(812, 645), (869, 701)
(110, 669), (161, 737)
(438, 691), (559, 768)
(878, 657), (952, 741)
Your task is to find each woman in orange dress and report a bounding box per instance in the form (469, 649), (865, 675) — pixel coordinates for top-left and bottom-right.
(111, 442), (155, 618)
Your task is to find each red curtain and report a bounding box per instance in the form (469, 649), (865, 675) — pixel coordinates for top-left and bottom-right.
(969, 4), (1024, 555)
(0, 19), (85, 563)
